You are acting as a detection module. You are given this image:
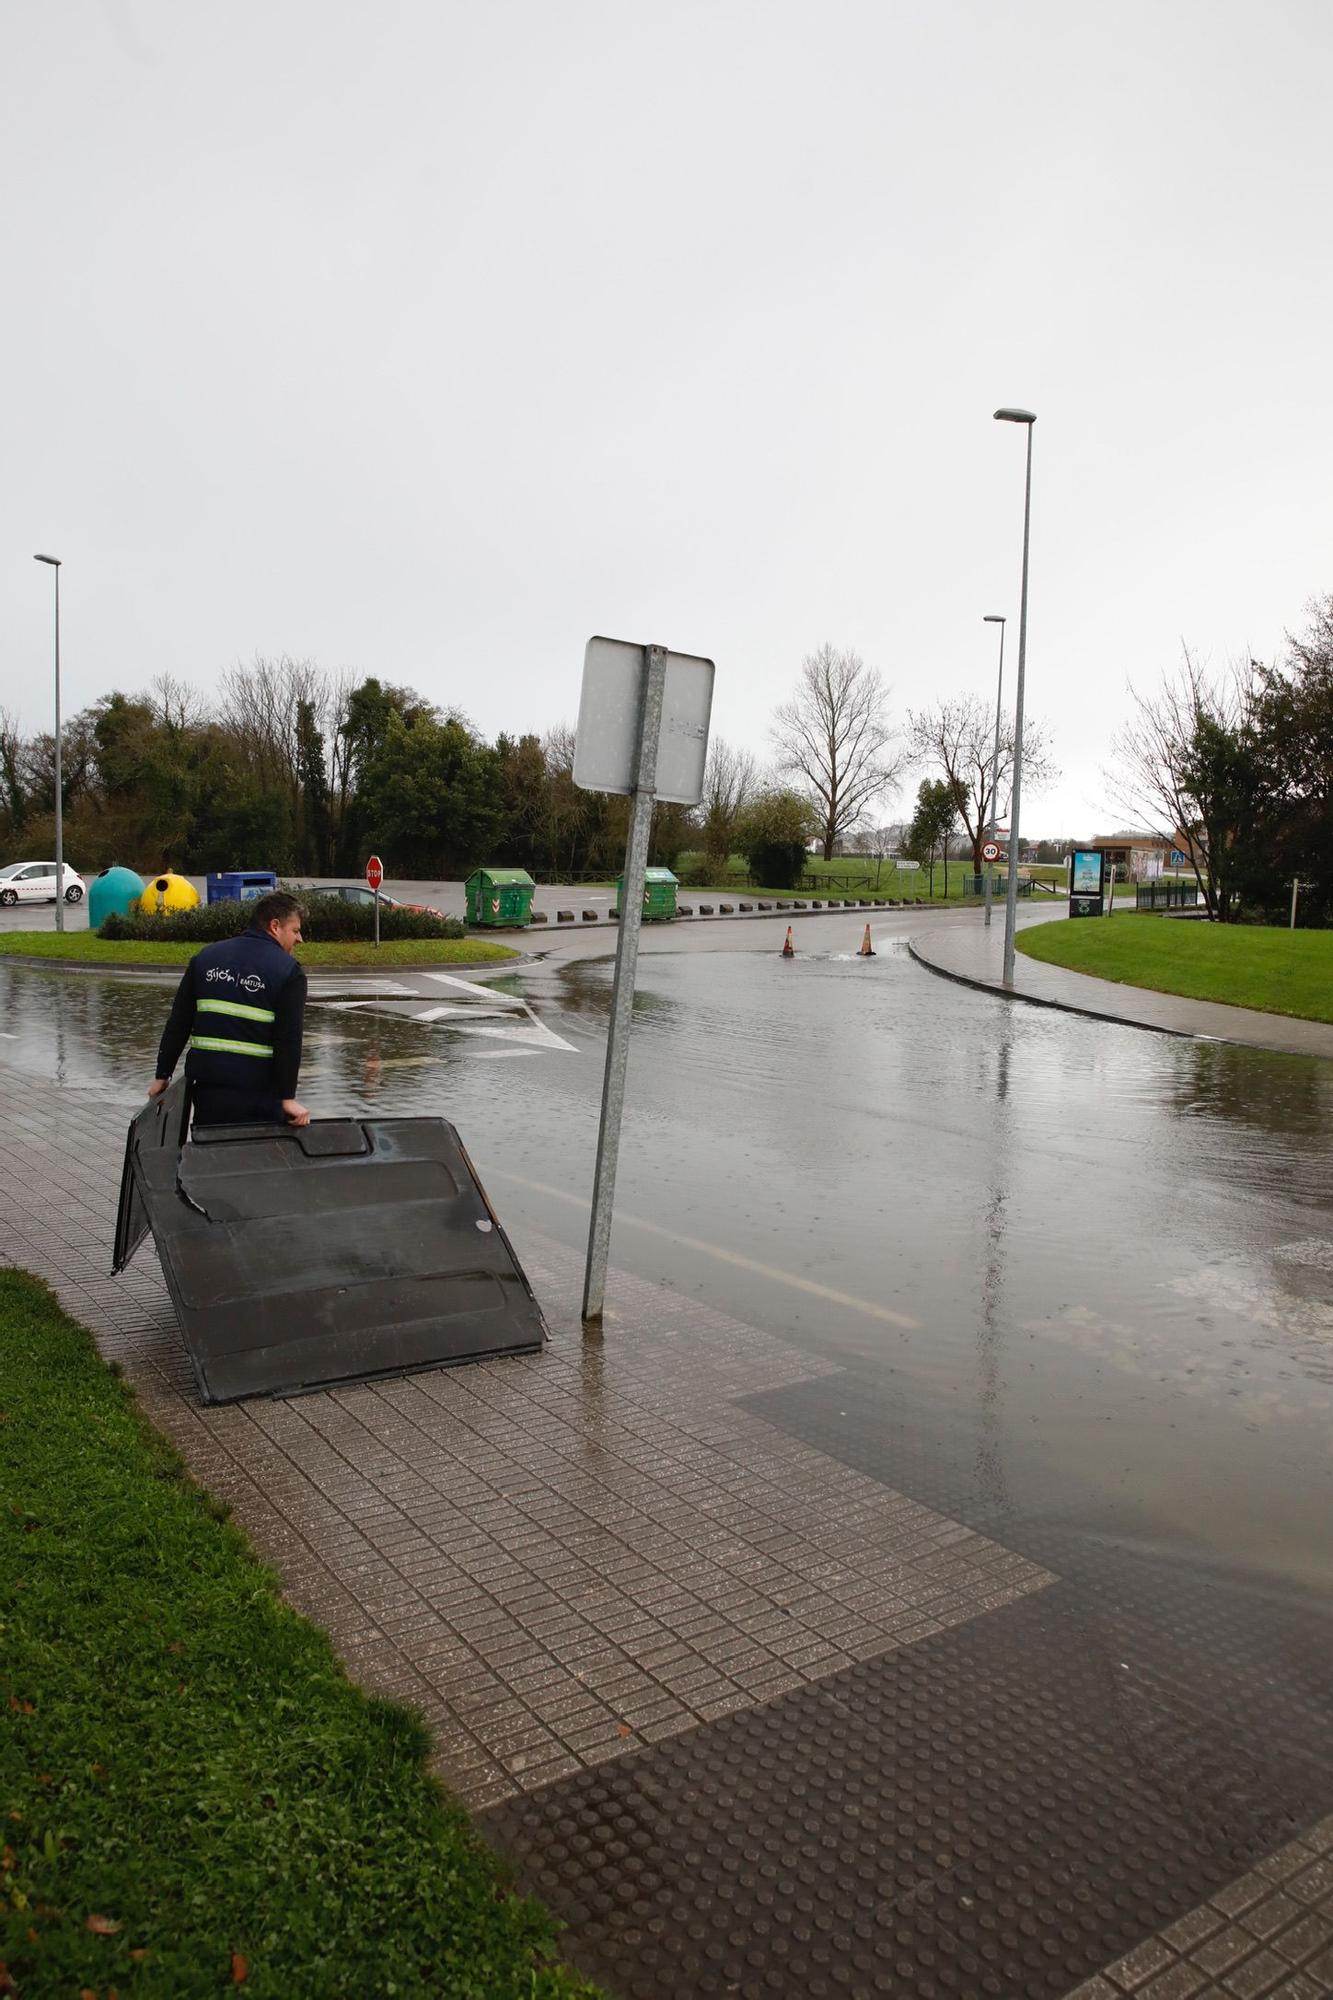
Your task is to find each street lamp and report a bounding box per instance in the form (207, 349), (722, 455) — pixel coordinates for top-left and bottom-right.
(992, 409), (1036, 985)
(982, 613), (1006, 930)
(33, 554), (64, 935)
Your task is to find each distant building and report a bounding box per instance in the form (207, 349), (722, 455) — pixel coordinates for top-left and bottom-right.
(1088, 830), (1198, 880)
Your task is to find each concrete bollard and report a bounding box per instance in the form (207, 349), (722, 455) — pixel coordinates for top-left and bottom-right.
(557, 909), (574, 922)
(678, 904), (694, 916)
(757, 900), (772, 911)
(698, 903), (714, 915)
(739, 901), (753, 912)
(531, 910), (548, 923)
(719, 902), (734, 914)
(582, 910), (598, 921)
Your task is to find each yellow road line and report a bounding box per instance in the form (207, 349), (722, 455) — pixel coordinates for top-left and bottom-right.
(483, 1165), (920, 1330)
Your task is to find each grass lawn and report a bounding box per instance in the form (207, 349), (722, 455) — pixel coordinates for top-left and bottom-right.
(0, 1269), (597, 1999)
(667, 851), (1064, 906)
(1016, 914), (1333, 1025)
(0, 932), (519, 968)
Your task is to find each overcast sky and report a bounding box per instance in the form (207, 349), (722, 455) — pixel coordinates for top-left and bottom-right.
(4, 0), (1331, 837)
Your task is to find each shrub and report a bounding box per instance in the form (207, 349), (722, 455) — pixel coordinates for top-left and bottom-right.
(737, 788), (818, 890)
(99, 894), (463, 945)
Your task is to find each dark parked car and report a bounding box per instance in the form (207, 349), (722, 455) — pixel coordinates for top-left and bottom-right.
(293, 882), (447, 919)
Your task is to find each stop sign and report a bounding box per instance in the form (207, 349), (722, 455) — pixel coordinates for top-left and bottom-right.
(365, 855), (383, 891)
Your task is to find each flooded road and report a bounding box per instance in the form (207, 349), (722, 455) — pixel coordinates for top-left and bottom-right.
(3, 939), (1331, 1604)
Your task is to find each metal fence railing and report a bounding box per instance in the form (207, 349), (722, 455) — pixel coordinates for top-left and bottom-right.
(1135, 880), (1198, 911)
(959, 875), (1033, 898)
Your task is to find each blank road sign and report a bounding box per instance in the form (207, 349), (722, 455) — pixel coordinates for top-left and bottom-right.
(574, 636), (715, 805)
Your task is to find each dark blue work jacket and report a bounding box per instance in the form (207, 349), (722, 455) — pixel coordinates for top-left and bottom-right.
(155, 928), (307, 1101)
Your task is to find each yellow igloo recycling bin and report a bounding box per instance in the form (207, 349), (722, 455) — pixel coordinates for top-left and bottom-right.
(136, 871), (201, 916)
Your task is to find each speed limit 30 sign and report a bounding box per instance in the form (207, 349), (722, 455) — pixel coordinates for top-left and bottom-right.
(982, 841), (1000, 862)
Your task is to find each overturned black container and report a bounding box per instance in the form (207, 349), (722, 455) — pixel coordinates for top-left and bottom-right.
(114, 1080), (547, 1404)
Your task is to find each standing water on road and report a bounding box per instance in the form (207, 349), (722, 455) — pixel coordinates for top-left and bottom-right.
(2, 944), (1331, 1601)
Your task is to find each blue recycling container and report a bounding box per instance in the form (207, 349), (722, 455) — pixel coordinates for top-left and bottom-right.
(206, 870), (278, 904)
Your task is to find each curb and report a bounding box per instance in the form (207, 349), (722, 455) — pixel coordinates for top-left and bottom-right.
(906, 934), (1332, 1060)
(521, 897), (961, 930)
(0, 951), (525, 980)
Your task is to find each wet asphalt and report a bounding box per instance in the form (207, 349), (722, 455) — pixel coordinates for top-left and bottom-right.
(2, 917), (1330, 1615)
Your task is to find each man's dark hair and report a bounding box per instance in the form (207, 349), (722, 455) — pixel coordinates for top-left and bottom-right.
(249, 891), (304, 933)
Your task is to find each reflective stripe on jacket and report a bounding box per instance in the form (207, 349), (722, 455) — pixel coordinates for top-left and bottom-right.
(156, 927), (305, 1100)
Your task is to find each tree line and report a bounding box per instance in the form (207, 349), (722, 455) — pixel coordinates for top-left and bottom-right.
(1109, 594), (1332, 924)
(0, 645), (941, 887)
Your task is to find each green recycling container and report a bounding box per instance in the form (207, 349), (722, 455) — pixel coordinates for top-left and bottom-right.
(616, 866), (678, 921)
(465, 867), (535, 928)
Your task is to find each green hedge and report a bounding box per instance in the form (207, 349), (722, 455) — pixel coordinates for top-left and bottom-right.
(100, 893), (464, 945)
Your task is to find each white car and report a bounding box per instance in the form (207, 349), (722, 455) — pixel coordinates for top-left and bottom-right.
(0, 860), (86, 906)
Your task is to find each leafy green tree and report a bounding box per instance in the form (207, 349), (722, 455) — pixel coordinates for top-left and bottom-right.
(358, 713), (505, 874)
(295, 697), (333, 873)
(1109, 652), (1258, 921)
(337, 678), (439, 868)
(1242, 597), (1333, 923)
(905, 778), (958, 894)
(493, 732), (550, 873)
(737, 788), (817, 889)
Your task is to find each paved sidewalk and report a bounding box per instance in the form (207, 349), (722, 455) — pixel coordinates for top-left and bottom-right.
(909, 918), (1333, 1062)
(5, 1066), (1333, 1996)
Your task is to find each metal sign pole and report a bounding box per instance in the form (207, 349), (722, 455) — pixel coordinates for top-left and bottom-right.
(582, 645), (666, 1324)
(374, 888), (380, 949)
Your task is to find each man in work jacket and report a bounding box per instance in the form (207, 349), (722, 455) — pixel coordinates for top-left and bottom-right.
(148, 891), (311, 1128)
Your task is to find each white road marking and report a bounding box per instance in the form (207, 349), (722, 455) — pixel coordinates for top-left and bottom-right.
(451, 1018), (577, 1052)
(307, 978), (419, 997)
(410, 1004), (522, 1023)
(422, 971), (526, 1008)
(312, 986), (575, 1053)
(487, 1167), (921, 1329)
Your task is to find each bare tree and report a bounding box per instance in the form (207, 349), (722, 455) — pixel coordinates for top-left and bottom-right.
(540, 723), (602, 879)
(699, 738), (758, 870)
(772, 645), (901, 859)
(147, 672), (207, 732)
(907, 695), (1056, 873)
(0, 708), (27, 831)
(848, 819), (896, 887)
(218, 654), (327, 825)
(1106, 649), (1256, 920)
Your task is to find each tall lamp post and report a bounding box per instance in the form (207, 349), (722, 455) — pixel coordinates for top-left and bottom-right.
(992, 409), (1035, 986)
(33, 554), (64, 935)
(981, 613), (1006, 929)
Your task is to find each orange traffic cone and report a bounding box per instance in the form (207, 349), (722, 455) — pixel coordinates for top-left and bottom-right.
(859, 924), (875, 957)
(781, 926), (795, 958)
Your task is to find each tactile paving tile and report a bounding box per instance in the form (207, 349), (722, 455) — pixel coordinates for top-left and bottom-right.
(1064, 1814), (1333, 1998)
(483, 1586), (1332, 1999)
(9, 1064), (1333, 1996)
(0, 1070), (1051, 1814)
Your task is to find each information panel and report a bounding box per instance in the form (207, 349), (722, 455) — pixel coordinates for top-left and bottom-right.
(1069, 848), (1107, 918)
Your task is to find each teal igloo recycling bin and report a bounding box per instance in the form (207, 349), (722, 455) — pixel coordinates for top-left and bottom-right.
(89, 866), (145, 930)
